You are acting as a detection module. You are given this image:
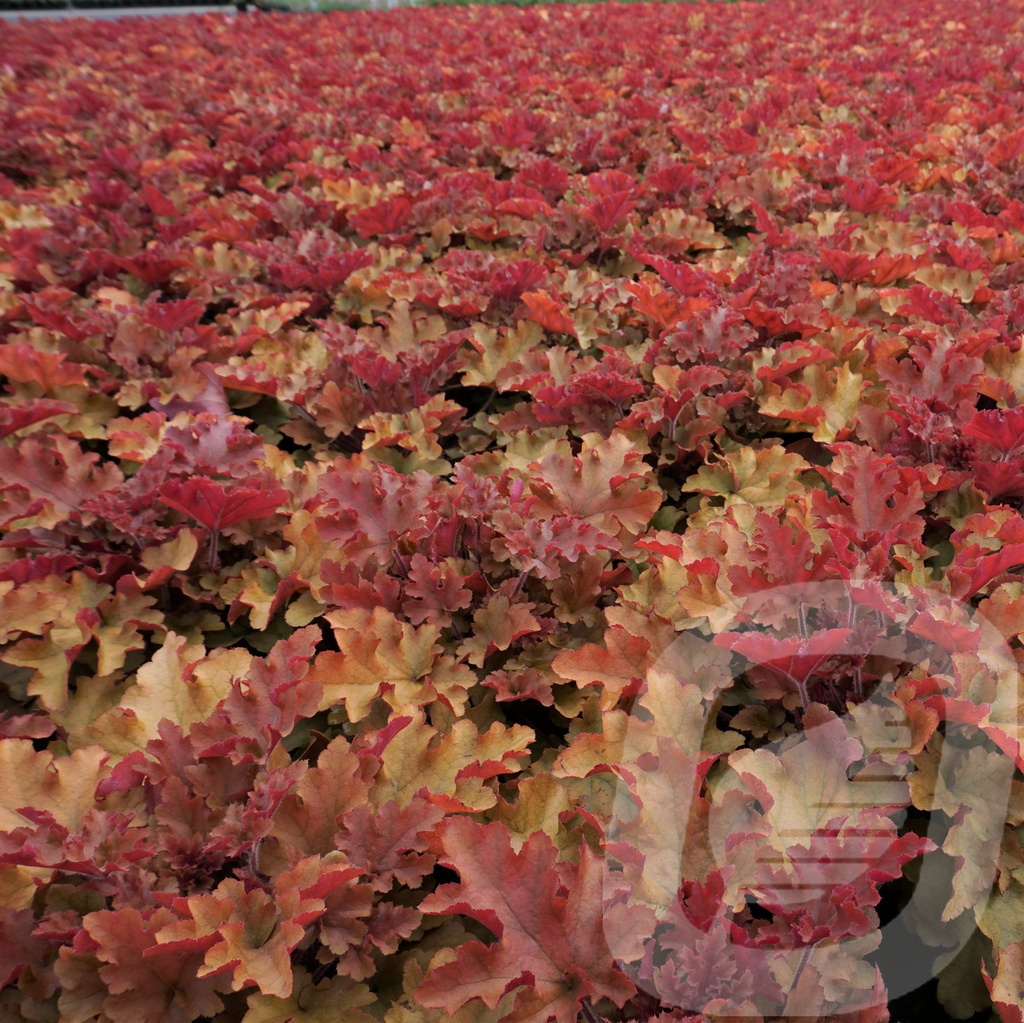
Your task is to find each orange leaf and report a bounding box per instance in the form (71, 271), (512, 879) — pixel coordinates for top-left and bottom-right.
(152, 873), (332, 998)
(625, 280), (706, 328)
(368, 708), (532, 811)
(552, 626), (652, 710)
(0, 343), (87, 391)
(520, 291), (577, 337)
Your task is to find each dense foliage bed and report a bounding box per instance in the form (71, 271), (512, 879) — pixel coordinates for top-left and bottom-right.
(3, 1), (1024, 1019)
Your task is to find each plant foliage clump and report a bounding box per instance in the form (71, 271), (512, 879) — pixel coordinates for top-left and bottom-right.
(2, 1), (1024, 1020)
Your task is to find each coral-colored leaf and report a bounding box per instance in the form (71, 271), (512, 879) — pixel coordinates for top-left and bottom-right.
(67, 907), (229, 1023)
(0, 435), (122, 529)
(416, 819), (635, 1021)
(268, 735), (370, 861)
(714, 629), (853, 690)
(520, 291), (577, 337)
(335, 797), (444, 892)
(530, 433), (662, 543)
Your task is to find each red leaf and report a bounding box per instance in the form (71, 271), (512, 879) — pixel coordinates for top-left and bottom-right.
(641, 253), (719, 297)
(972, 460), (1024, 501)
(582, 192), (636, 235)
(0, 908), (51, 988)
(946, 542), (1024, 600)
(838, 178), (897, 214)
(481, 667), (555, 706)
(714, 628), (853, 704)
(495, 196), (554, 219)
(965, 408), (1024, 458)
(0, 399), (76, 441)
(349, 197), (413, 239)
(158, 478), (287, 533)
(812, 444), (926, 548)
(317, 462), (439, 569)
(819, 248), (876, 285)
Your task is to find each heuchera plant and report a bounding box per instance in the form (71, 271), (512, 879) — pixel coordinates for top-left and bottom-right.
(3, 0), (1024, 1020)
